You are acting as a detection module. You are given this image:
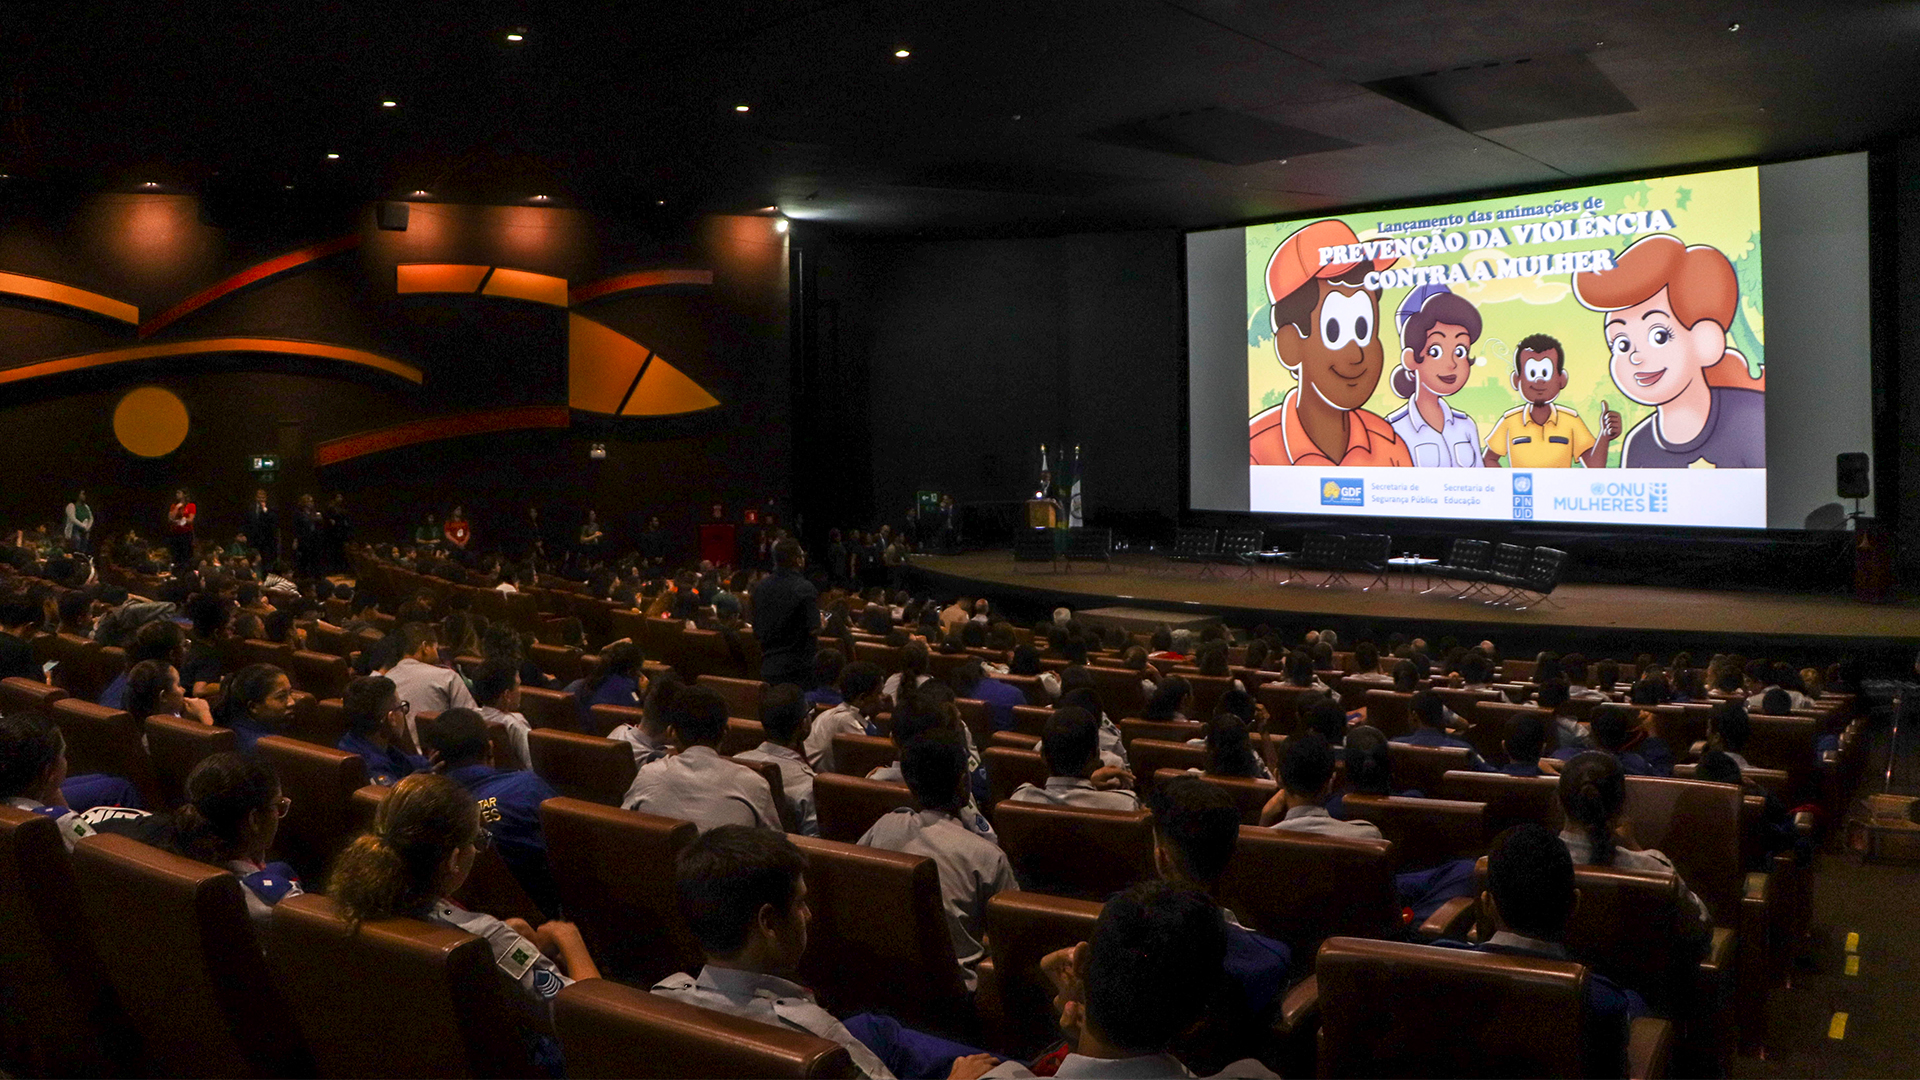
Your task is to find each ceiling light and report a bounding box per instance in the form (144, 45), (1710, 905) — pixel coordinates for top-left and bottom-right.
(326, 152), (340, 160)
(410, 189), (429, 196)
(381, 100), (397, 108)
(774, 218), (789, 233)
(894, 48), (910, 58)
(142, 181), (159, 188)
(1728, 20), (1740, 30)
(532, 194), (550, 201)
(734, 103), (751, 112)
(506, 28), (525, 41)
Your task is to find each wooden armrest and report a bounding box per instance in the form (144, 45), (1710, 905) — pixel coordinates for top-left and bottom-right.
(1416, 896), (1478, 942)
(973, 958), (1005, 1051)
(1744, 871), (1769, 906)
(1270, 974), (1318, 1040)
(1699, 926), (1735, 977)
(1793, 811), (1817, 837)
(1628, 1017), (1675, 1080)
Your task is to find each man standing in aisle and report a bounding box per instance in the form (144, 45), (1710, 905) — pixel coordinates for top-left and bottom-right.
(245, 489), (278, 563)
(751, 539), (819, 688)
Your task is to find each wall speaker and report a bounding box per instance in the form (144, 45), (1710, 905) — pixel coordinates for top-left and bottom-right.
(375, 201), (409, 231)
(1836, 452), (1870, 500)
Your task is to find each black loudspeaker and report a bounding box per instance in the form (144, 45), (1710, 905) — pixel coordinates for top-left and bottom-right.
(1837, 453), (1871, 500)
(375, 201), (409, 231)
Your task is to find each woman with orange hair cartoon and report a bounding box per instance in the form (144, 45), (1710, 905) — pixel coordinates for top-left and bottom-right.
(1572, 234), (1764, 469)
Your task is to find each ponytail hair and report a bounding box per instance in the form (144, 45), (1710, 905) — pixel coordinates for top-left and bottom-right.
(171, 752), (278, 865)
(1204, 715), (1261, 779)
(1557, 751), (1625, 867)
(328, 773), (480, 929)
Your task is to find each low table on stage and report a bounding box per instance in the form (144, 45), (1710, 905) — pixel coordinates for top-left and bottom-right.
(1386, 555), (1440, 591)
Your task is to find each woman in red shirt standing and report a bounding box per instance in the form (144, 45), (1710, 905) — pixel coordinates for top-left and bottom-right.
(443, 506), (472, 554)
(166, 489), (197, 570)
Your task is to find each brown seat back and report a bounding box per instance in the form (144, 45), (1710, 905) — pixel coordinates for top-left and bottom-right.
(1674, 763), (1792, 803)
(1155, 769), (1277, 826)
(1564, 864), (1694, 1014)
(538, 798), (705, 986)
(287, 650), (350, 701)
(285, 696), (348, 748)
(791, 835), (971, 1027)
(1744, 715), (1819, 802)
(954, 698), (992, 750)
(1257, 683), (1327, 736)
(1008, 704), (1051, 737)
(1335, 793), (1487, 870)
(1466, 702), (1549, 764)
(0, 806), (129, 1077)
(991, 802), (1155, 901)
(586, 702), (642, 738)
(990, 730), (1042, 751)
(1432, 771), (1562, 835)
(996, 674), (1049, 707)
(721, 718), (766, 757)
(1622, 775), (1743, 926)
(982, 891), (1104, 1057)
(1386, 743), (1474, 794)
(518, 686), (580, 732)
(852, 640), (903, 674)
(812, 773), (913, 843)
(528, 729), (639, 806)
(254, 735), (369, 884)
(267, 892), (535, 1078)
(554, 977), (858, 1079)
(830, 733), (898, 778)
(983, 746), (1051, 807)
(47, 698), (163, 810)
(1316, 936), (1588, 1078)
(697, 675), (767, 720)
(1118, 717), (1204, 748)
(1086, 666), (1149, 723)
(732, 756), (798, 834)
(350, 785), (546, 925)
(70, 834), (307, 1077)
(1184, 674), (1233, 718)
(1643, 705), (1705, 760)
(38, 633), (103, 701)
(145, 715), (239, 810)
(0, 675), (66, 714)
(1361, 689), (1415, 737)
(1219, 826), (1398, 960)
(529, 644), (585, 686)
(1125, 738), (1207, 798)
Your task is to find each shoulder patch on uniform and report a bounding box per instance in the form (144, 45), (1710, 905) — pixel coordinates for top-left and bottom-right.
(497, 935), (538, 981)
(243, 868), (301, 905)
(531, 967), (564, 999)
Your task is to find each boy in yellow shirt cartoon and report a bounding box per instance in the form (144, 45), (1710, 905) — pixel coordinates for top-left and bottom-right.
(1482, 334), (1621, 468)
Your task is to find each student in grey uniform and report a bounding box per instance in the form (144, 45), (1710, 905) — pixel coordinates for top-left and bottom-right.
(805, 661), (886, 771)
(163, 752), (301, 930)
(1054, 687), (1127, 770)
(329, 773), (599, 1078)
(653, 826), (1000, 1080)
(857, 730), (1017, 991)
(734, 684), (819, 837)
(980, 882), (1277, 1079)
(471, 659), (533, 771)
(384, 623), (476, 747)
(1258, 732), (1383, 839)
(607, 672), (682, 769)
(1008, 707), (1138, 810)
(623, 685), (781, 832)
(1557, 752), (1713, 932)
(866, 691), (998, 841)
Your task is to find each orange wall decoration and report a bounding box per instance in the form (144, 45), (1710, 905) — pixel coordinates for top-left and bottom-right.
(0, 337), (423, 388)
(568, 313), (720, 417)
(396, 263), (568, 306)
(0, 270), (139, 325)
(314, 405), (572, 466)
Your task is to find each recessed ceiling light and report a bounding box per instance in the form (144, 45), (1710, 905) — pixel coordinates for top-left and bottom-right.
(655, 199), (665, 206)
(894, 48), (910, 58)
(326, 153), (340, 160)
(774, 218), (789, 233)
(506, 28), (525, 41)
(381, 100), (397, 108)
(734, 103), (751, 112)
(411, 189), (429, 196)
(532, 194), (550, 201)
(1727, 20), (1740, 30)
(141, 181), (159, 188)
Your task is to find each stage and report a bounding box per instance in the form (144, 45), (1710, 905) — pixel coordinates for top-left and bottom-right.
(906, 550), (1920, 666)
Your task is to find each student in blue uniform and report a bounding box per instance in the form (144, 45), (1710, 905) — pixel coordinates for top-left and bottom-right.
(213, 663), (295, 754)
(1497, 712), (1549, 777)
(420, 707), (561, 916)
(98, 619), (186, 710)
(164, 752), (302, 929)
(329, 773), (599, 1078)
(337, 675), (430, 786)
(1391, 690), (1494, 770)
(1553, 705), (1658, 776)
(1327, 725), (1422, 819)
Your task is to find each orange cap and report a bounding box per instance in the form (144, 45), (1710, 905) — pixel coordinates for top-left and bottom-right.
(1265, 219), (1399, 303)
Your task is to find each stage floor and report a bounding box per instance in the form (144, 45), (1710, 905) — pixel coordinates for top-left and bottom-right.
(908, 551), (1920, 654)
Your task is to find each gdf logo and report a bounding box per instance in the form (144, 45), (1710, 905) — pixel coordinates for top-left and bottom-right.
(1320, 479), (1364, 507)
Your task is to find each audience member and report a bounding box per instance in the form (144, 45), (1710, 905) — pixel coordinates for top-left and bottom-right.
(1009, 707), (1137, 809)
(212, 663), (294, 754)
(1259, 732), (1380, 839)
(1557, 752), (1710, 929)
(472, 658), (533, 771)
(607, 672), (682, 768)
(386, 624), (477, 746)
(804, 661), (886, 771)
(338, 675), (429, 786)
(421, 706), (561, 915)
(623, 686), (781, 831)
(163, 752), (302, 928)
(735, 684), (820, 837)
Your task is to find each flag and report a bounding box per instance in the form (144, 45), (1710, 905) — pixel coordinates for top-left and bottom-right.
(1038, 443), (1051, 497)
(1068, 444), (1083, 527)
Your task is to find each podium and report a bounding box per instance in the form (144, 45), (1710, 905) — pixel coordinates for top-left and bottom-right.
(1026, 499), (1060, 529)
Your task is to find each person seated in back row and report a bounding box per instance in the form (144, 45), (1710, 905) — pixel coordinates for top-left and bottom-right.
(735, 684), (820, 837)
(1008, 707), (1138, 810)
(858, 730), (1017, 991)
(0, 711), (149, 851)
(1496, 712), (1550, 777)
(1391, 690), (1493, 770)
(806, 662), (887, 772)
(161, 752), (303, 930)
(1551, 705), (1663, 777)
(623, 686), (781, 833)
(1259, 732), (1380, 839)
(421, 707), (562, 917)
(1327, 725), (1420, 819)
(653, 825), (1000, 1080)
(471, 658), (533, 771)
(607, 672), (682, 769)
(337, 675), (430, 787)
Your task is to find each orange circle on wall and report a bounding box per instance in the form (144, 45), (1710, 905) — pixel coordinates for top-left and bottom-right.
(113, 386), (190, 457)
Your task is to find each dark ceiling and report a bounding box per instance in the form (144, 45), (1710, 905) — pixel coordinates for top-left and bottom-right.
(3, 0), (1917, 237)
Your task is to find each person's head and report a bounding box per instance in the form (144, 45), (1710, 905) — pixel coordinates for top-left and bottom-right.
(172, 752), (285, 865)
(1588, 704), (1635, 753)
(1757, 687), (1792, 716)
(1695, 748), (1744, 787)
(900, 729), (968, 814)
(1302, 694), (1347, 745)
(1593, 659), (1620, 691)
(1008, 644), (1041, 677)
(1169, 629), (1195, 657)
(1194, 640), (1229, 677)
(214, 664), (293, 730)
(773, 538), (804, 570)
(1535, 679), (1571, 712)
(1574, 233), (1744, 409)
(1279, 731), (1336, 801)
(0, 588), (41, 634)
(1485, 823), (1578, 941)
(1390, 658), (1420, 693)
(471, 658), (520, 711)
(1243, 638), (1272, 673)
(839, 661), (885, 712)
(676, 825), (811, 974)
(1506, 332), (1570, 407)
(398, 622), (439, 663)
(1284, 649), (1316, 687)
(1075, 881), (1228, 1056)
(1409, 689), (1447, 730)
(1711, 698), (1752, 750)
(1202, 714), (1261, 779)
(1458, 651), (1493, 686)
(1146, 776), (1240, 890)
(810, 648), (845, 690)
(342, 675), (403, 740)
(125, 659), (184, 722)
(1211, 688), (1254, 728)
(1041, 706), (1102, 779)
(0, 711), (66, 801)
(1503, 712), (1548, 765)
(1392, 285), (1482, 400)
(56, 589), (91, 631)
(421, 707), (491, 769)
(1342, 725), (1392, 796)
(759, 684), (806, 746)
(1353, 641), (1379, 674)
(185, 594), (232, 640)
(641, 672), (685, 736)
(1149, 626), (1173, 654)
(1145, 676), (1192, 722)
(128, 618), (187, 666)
(1558, 751), (1627, 866)
(668, 686), (730, 749)
(1628, 677), (1666, 706)
(328, 773), (484, 928)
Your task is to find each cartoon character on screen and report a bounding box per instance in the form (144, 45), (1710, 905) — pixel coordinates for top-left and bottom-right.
(1250, 220), (1413, 467)
(1383, 284), (1485, 468)
(1572, 234), (1764, 468)
(1482, 334), (1620, 469)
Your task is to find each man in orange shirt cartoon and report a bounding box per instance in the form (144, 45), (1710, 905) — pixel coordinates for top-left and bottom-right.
(1250, 220), (1413, 468)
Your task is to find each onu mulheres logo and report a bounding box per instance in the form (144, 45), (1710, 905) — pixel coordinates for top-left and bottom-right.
(1320, 479), (1364, 506)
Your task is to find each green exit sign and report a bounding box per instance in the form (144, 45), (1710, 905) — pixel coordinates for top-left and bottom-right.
(250, 455), (278, 472)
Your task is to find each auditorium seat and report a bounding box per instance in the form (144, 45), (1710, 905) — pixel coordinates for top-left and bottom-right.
(990, 730), (1041, 751)
(1335, 793), (1488, 870)
(1432, 770), (1562, 835)
(267, 892), (538, 1078)
(285, 696), (347, 749)
(954, 698), (993, 749)
(527, 729), (638, 806)
(539, 798), (706, 987)
(995, 673), (1050, 707)
(721, 717), (766, 756)
(1124, 738), (1207, 796)
(47, 698), (163, 810)
(852, 640), (903, 674)
(0, 675), (65, 714)
(0, 805), (133, 1078)
(1743, 715), (1820, 803)
(1385, 742), (1474, 795)
(1255, 684), (1325, 735)
(146, 715), (239, 810)
(1361, 689), (1415, 737)
(529, 643), (585, 686)
(812, 773), (912, 843)
(349, 783), (547, 924)
(982, 745), (1050, 807)
(1008, 704), (1051, 737)
(554, 977), (859, 1079)
(731, 755), (797, 833)
(35, 632), (103, 701)
(1314, 936), (1673, 1079)
(791, 835), (974, 1036)
(1118, 718), (1205, 749)
(1155, 769), (1277, 826)
(1465, 701), (1549, 763)
(517, 685), (579, 732)
(1184, 674), (1233, 718)
(991, 802), (1154, 901)
(1219, 826), (1399, 962)
(225, 638), (294, 673)
(697, 674), (767, 720)
(254, 736), (369, 884)
(977, 890), (1102, 1057)
(829, 733), (897, 778)
(1084, 666), (1149, 724)
(70, 833), (309, 1077)
(286, 649), (350, 701)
